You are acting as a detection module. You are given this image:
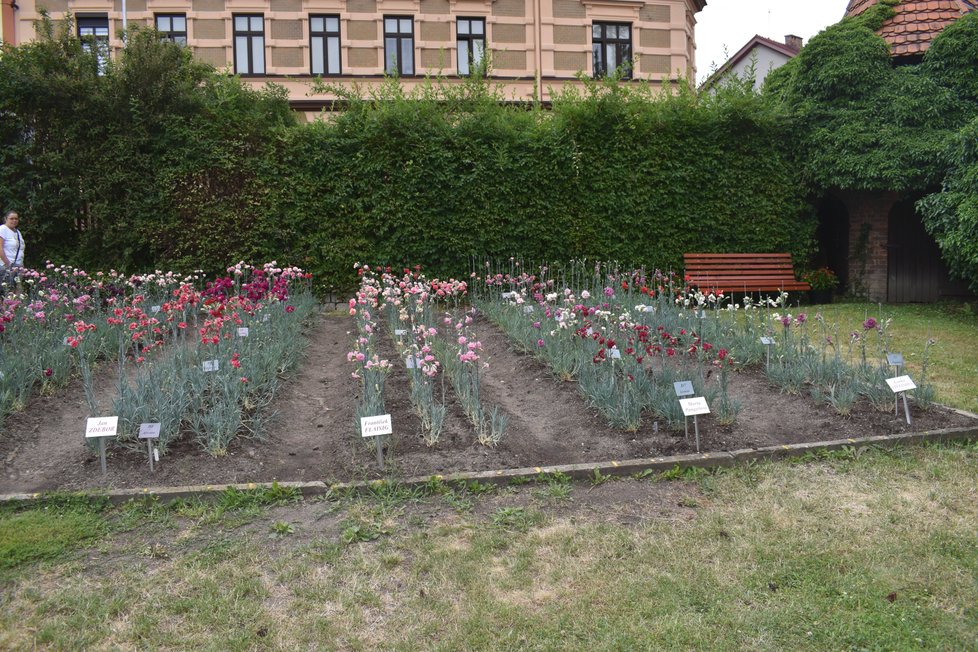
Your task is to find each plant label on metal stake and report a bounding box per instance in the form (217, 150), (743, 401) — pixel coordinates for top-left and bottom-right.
(887, 353), (905, 416)
(202, 360), (219, 372)
(263, 314), (270, 323)
(85, 416), (118, 476)
(360, 414), (393, 468)
(609, 347), (621, 360)
(673, 381), (694, 397)
(405, 356), (424, 369)
(885, 376), (916, 425)
(679, 398), (710, 454)
(394, 329), (407, 337)
(760, 337), (774, 370)
(139, 422), (161, 472)
(523, 305), (534, 314)
(237, 327), (249, 338)
(151, 305), (161, 314)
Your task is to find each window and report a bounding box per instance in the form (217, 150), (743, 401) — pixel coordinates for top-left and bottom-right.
(234, 14), (265, 75)
(310, 15), (341, 75)
(384, 17), (414, 76)
(456, 18), (485, 76)
(155, 14), (187, 46)
(592, 22), (632, 78)
(77, 15), (109, 74)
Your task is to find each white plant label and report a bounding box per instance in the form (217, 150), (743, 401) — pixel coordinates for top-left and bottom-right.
(524, 306), (534, 314)
(698, 310), (706, 319)
(886, 375), (917, 393)
(673, 381), (695, 397)
(760, 337), (774, 346)
(360, 414), (393, 437)
(405, 356), (424, 369)
(263, 314), (270, 322)
(501, 292), (514, 299)
(151, 305), (161, 314)
(86, 416), (119, 438)
(586, 327), (594, 336)
(609, 347), (622, 359)
(139, 422), (161, 439)
(394, 329), (407, 336)
(202, 360), (219, 373)
(679, 397), (710, 417)
(153, 448), (160, 462)
(236, 327), (249, 338)
(887, 353), (905, 367)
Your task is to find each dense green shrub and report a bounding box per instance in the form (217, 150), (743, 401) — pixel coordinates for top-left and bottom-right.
(918, 117), (978, 294)
(1, 21), (814, 291)
(265, 78), (814, 290)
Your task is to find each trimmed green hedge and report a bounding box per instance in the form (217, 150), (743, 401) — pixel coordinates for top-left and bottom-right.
(264, 81), (815, 290)
(1, 21), (815, 292)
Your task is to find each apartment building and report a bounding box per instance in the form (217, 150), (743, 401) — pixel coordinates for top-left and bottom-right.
(4, 0), (706, 116)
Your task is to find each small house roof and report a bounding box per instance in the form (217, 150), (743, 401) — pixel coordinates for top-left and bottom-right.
(844, 0), (977, 57)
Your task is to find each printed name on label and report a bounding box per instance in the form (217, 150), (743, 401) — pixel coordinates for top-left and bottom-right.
(885, 375), (917, 393)
(679, 397), (710, 417)
(360, 414), (393, 437)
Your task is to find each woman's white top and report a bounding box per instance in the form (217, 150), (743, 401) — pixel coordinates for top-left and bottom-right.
(0, 224), (24, 267)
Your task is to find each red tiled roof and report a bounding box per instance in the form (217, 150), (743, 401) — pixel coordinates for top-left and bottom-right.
(844, 0), (977, 57)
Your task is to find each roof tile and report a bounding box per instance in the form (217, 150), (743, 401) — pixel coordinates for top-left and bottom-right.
(844, 0), (974, 57)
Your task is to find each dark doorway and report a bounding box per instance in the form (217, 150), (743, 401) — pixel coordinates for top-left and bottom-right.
(815, 195), (850, 292)
(886, 198), (947, 302)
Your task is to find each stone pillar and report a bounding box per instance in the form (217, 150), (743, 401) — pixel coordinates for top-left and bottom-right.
(839, 190), (900, 301)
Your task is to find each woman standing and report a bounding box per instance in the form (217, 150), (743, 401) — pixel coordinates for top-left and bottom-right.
(0, 210), (25, 281)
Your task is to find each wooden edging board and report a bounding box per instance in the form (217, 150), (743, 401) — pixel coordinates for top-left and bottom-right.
(2, 417), (976, 506)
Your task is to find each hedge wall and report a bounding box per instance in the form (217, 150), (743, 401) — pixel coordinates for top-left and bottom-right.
(1, 22), (815, 292)
(265, 81), (814, 290)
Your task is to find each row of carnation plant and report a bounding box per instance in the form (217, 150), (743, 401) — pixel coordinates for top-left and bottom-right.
(348, 264), (506, 450)
(0, 262), (315, 455)
(470, 259), (937, 430)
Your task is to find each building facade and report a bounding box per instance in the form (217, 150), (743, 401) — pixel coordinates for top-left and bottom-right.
(5, 0), (707, 115)
(700, 34), (801, 92)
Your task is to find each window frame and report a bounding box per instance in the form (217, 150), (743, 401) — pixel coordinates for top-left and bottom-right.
(77, 14), (110, 74)
(310, 14), (341, 76)
(456, 17), (486, 76)
(592, 21), (633, 79)
(233, 13), (266, 76)
(383, 16), (415, 76)
(154, 13), (188, 46)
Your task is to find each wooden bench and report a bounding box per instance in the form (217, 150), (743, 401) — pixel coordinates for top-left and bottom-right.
(683, 253), (810, 294)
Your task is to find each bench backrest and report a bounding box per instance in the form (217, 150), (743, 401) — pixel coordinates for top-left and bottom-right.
(683, 253), (809, 292)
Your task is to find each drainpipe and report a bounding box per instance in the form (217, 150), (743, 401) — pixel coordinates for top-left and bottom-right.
(533, 0), (542, 102)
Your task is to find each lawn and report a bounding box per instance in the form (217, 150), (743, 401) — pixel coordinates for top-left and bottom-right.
(1, 442), (976, 650)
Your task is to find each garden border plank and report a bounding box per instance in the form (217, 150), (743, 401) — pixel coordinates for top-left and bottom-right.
(2, 418), (976, 505)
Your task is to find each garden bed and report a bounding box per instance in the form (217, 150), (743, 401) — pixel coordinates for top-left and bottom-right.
(1, 312), (974, 494)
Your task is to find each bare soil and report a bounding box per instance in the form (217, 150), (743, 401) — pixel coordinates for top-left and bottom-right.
(0, 312), (974, 494)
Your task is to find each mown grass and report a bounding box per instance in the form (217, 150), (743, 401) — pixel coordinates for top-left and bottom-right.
(1, 442), (976, 650)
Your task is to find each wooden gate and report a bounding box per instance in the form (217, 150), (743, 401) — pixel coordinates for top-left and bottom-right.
(886, 199), (944, 302)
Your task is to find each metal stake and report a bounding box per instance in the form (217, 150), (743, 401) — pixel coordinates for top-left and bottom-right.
(684, 415), (689, 441)
(765, 345), (771, 371)
(376, 436), (384, 468)
(99, 438), (107, 476)
(892, 363), (902, 416)
(902, 392), (912, 425)
(147, 439), (155, 472)
(693, 415), (701, 454)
